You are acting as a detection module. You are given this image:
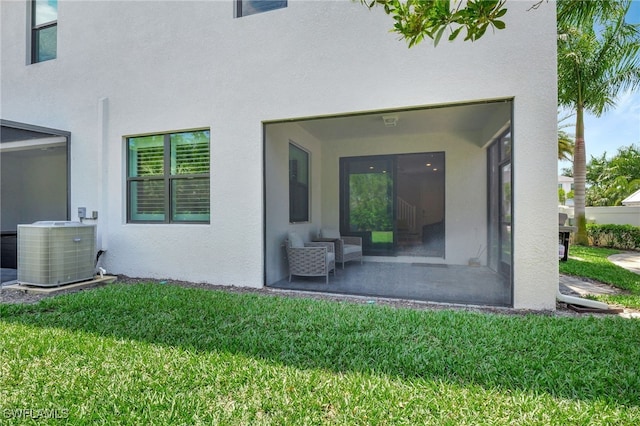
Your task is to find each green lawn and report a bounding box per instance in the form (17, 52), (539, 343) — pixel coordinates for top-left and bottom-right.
(1, 283), (639, 424)
(371, 231), (394, 243)
(561, 245), (640, 309)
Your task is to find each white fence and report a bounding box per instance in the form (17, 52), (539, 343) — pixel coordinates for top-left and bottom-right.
(559, 205), (640, 226)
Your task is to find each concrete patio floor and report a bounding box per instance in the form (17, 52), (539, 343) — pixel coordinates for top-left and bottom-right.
(269, 261), (512, 307)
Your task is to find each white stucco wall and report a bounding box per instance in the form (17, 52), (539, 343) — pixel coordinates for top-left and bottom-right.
(265, 122), (325, 284)
(1, 0), (557, 308)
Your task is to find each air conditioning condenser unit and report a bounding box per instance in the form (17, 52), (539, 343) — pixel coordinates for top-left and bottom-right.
(17, 221), (97, 287)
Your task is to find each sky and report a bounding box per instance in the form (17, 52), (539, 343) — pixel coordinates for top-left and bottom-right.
(558, 0), (640, 173)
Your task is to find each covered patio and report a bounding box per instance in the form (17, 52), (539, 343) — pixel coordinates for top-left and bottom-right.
(264, 99), (514, 307)
(0, 120), (70, 283)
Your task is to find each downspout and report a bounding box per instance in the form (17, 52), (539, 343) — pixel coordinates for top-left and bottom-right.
(556, 288), (611, 310)
(98, 97), (109, 253)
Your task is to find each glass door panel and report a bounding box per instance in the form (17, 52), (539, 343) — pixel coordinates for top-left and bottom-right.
(396, 153), (445, 257)
(487, 142), (500, 271)
(487, 130), (512, 282)
(341, 157), (394, 255)
(500, 163), (512, 271)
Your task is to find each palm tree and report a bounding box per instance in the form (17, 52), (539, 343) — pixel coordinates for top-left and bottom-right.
(586, 144), (640, 206)
(557, 0), (630, 27)
(557, 130), (574, 162)
(557, 0), (640, 244)
(557, 112), (574, 161)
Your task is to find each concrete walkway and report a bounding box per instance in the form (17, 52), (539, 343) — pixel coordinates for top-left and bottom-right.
(558, 251), (640, 318)
(608, 252), (640, 275)
(559, 274), (622, 297)
(560, 251), (640, 297)
(560, 251), (640, 296)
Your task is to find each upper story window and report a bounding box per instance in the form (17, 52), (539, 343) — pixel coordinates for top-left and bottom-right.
(32, 0), (57, 63)
(236, 0), (287, 18)
(127, 130), (211, 224)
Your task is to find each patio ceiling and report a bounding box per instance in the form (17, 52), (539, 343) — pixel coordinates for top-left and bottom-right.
(295, 100), (511, 147)
(1, 120), (69, 153)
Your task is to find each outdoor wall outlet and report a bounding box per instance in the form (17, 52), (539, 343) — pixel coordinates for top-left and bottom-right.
(92, 210), (98, 219)
(78, 207), (86, 219)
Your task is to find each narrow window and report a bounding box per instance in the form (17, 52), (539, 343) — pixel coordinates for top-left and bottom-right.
(289, 142), (309, 223)
(236, 0), (287, 18)
(127, 130), (210, 223)
(32, 0), (58, 63)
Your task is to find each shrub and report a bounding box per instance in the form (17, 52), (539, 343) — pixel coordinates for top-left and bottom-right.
(587, 224), (640, 251)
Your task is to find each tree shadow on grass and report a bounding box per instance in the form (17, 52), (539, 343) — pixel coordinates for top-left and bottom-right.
(1, 282), (639, 408)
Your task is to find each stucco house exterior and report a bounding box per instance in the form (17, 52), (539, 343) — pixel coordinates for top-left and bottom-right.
(558, 175), (574, 193)
(558, 175), (574, 206)
(1, 1), (558, 309)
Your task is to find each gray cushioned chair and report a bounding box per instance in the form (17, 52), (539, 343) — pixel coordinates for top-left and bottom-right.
(285, 232), (335, 284)
(319, 228), (363, 269)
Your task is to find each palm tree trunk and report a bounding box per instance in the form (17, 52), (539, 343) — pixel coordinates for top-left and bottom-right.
(573, 104), (588, 245)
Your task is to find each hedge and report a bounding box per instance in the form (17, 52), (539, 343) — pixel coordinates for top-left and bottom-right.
(587, 224), (640, 251)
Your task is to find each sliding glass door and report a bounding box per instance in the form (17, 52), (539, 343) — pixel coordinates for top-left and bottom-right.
(340, 156), (394, 255)
(340, 152), (445, 257)
(487, 130), (512, 280)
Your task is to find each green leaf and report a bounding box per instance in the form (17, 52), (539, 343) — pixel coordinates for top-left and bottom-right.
(434, 26), (446, 47)
(448, 26), (463, 41)
(475, 23), (488, 40)
(493, 20), (505, 30)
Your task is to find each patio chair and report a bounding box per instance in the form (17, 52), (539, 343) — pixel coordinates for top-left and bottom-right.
(318, 228), (363, 269)
(285, 232), (335, 284)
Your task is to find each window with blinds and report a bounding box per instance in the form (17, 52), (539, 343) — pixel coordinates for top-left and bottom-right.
(127, 130), (210, 223)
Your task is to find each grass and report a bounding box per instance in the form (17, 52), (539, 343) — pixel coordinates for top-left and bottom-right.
(371, 231), (394, 244)
(1, 283), (640, 424)
(560, 245), (640, 309)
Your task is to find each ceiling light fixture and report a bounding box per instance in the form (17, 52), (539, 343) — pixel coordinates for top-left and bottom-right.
(382, 115), (398, 127)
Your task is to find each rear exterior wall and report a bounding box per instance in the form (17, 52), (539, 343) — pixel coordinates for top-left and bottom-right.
(0, 0), (558, 309)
